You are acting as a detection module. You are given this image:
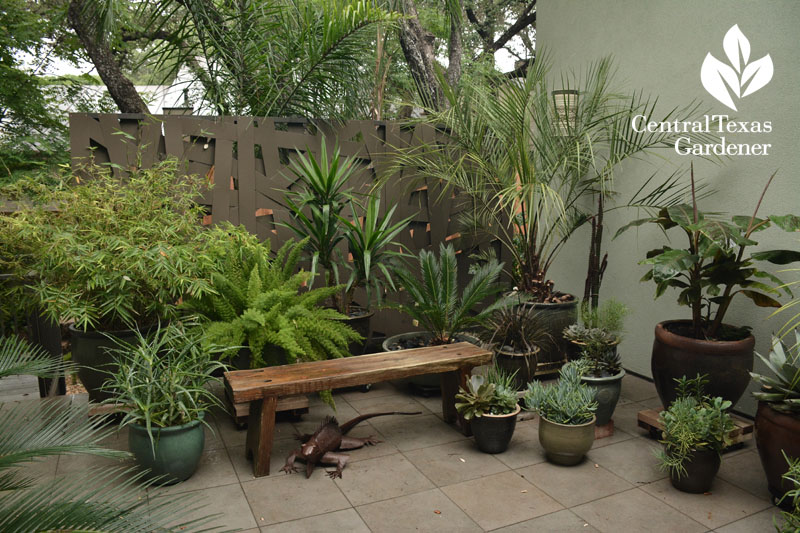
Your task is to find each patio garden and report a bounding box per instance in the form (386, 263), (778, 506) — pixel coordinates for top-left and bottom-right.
(1, 1), (799, 532)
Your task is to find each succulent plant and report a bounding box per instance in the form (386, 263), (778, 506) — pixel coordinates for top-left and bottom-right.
(523, 362), (597, 425)
(455, 365), (519, 420)
(562, 324), (616, 345)
(750, 331), (800, 415)
(580, 346), (622, 377)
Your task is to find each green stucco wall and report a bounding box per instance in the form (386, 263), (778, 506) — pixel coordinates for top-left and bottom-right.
(538, 0), (800, 414)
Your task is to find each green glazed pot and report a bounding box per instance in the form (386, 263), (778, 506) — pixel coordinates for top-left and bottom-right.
(581, 370), (625, 426)
(128, 414), (206, 485)
(538, 414), (596, 466)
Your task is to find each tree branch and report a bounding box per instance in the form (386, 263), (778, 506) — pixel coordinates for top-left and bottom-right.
(490, 1), (536, 53)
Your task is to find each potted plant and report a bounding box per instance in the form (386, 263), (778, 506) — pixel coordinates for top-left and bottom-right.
(563, 299), (629, 360)
(622, 167), (800, 408)
(777, 453), (800, 526)
(0, 160), (216, 402)
(390, 56), (708, 373)
(478, 305), (549, 390)
(283, 139), (410, 352)
(750, 330), (800, 504)
(102, 323), (227, 484)
(655, 375), (734, 494)
(573, 342), (625, 427)
(523, 362), (598, 465)
(455, 366), (520, 453)
(187, 226), (361, 370)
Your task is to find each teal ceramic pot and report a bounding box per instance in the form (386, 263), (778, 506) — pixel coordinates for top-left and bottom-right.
(538, 414), (596, 466)
(581, 369), (625, 426)
(128, 414), (205, 485)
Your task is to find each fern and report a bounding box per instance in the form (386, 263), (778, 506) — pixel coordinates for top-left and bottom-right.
(187, 232), (361, 370)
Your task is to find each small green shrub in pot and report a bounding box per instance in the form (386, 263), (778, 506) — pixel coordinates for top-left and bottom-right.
(656, 375), (734, 493)
(456, 366), (520, 453)
(523, 362), (597, 465)
(777, 452), (800, 531)
(186, 226), (362, 369)
(102, 323), (226, 484)
(749, 330), (800, 502)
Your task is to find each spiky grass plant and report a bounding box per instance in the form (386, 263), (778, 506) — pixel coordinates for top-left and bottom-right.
(0, 335), (220, 532)
(478, 304), (549, 354)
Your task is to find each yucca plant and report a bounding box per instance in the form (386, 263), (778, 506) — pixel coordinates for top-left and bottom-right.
(751, 331), (800, 415)
(392, 243), (516, 345)
(187, 228), (361, 368)
(0, 335), (220, 532)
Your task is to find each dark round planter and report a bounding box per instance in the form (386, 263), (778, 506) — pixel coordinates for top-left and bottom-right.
(342, 307), (373, 356)
(755, 401), (800, 503)
(538, 414), (596, 466)
(382, 332), (480, 390)
(495, 346), (540, 391)
(521, 295), (578, 371)
(668, 447), (721, 494)
(128, 415), (206, 485)
(69, 324), (145, 403)
(470, 405), (520, 454)
(581, 369), (625, 426)
(651, 320), (754, 409)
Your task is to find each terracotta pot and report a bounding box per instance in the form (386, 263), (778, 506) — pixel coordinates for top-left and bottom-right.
(470, 405), (520, 454)
(668, 447), (721, 494)
(495, 346), (540, 391)
(538, 414), (596, 466)
(521, 296), (578, 371)
(651, 320), (754, 408)
(581, 369), (625, 426)
(755, 401), (800, 503)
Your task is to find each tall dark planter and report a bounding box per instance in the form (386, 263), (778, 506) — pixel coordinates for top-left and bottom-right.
(668, 447), (721, 493)
(522, 296), (577, 373)
(755, 401), (800, 503)
(382, 331), (480, 391)
(495, 346), (539, 391)
(342, 308), (373, 356)
(470, 405), (520, 454)
(651, 320), (754, 409)
(69, 325), (144, 403)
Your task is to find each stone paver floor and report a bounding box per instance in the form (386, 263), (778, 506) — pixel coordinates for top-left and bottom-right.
(6, 373), (785, 532)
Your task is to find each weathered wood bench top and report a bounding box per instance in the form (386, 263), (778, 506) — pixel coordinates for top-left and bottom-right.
(225, 342), (492, 403)
(224, 342), (492, 478)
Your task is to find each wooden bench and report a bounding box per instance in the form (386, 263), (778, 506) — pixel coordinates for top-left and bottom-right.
(224, 342), (492, 477)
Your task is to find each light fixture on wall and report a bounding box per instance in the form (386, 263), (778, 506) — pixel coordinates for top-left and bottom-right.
(552, 89), (579, 135)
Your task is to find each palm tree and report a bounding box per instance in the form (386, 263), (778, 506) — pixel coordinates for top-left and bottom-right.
(0, 335), (219, 532)
(390, 55), (713, 305)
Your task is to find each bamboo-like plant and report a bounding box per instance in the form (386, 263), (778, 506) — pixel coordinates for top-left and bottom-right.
(0, 335), (218, 532)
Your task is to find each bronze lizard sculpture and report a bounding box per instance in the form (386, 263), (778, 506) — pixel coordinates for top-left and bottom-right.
(280, 411), (420, 479)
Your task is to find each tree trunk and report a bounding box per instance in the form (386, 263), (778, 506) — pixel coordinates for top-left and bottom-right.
(397, 0), (442, 110)
(446, 5), (463, 86)
(67, 0), (147, 114)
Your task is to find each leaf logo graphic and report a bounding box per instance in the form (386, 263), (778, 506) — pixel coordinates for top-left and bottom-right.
(701, 24), (773, 111)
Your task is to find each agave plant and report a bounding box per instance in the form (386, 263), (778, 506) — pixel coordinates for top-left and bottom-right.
(0, 336), (217, 532)
(751, 331), (800, 414)
(392, 243), (516, 345)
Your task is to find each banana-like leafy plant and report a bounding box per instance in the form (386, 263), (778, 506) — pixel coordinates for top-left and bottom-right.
(0, 335), (219, 532)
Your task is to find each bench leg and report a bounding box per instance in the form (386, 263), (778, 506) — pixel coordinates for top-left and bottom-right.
(246, 396), (277, 477)
(441, 366), (473, 436)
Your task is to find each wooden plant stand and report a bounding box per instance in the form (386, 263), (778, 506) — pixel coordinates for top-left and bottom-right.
(637, 408), (754, 449)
